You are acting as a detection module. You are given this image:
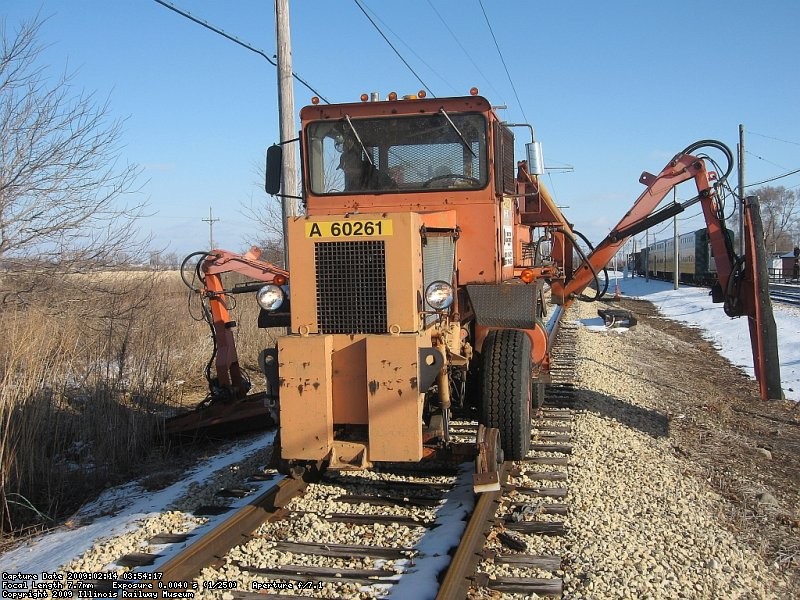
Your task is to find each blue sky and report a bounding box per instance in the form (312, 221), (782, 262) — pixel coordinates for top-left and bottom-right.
(3, 0), (799, 257)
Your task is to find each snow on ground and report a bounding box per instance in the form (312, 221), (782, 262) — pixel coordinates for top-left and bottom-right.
(610, 273), (800, 402)
(0, 431), (275, 577)
(1, 274), (797, 584)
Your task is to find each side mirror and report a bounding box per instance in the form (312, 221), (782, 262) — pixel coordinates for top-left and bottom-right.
(265, 145), (283, 195)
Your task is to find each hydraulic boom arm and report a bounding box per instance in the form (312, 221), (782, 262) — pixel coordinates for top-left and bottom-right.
(185, 247), (288, 400)
(550, 141), (781, 400)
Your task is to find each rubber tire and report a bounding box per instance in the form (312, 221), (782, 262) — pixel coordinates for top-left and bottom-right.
(481, 329), (532, 460)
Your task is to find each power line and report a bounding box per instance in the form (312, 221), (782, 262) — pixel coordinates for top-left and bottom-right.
(152, 0), (329, 103)
(546, 171), (560, 206)
(477, 0), (529, 124)
(651, 220), (673, 237)
(747, 130), (800, 147)
(677, 210), (703, 222)
(745, 149), (791, 172)
(359, 1), (455, 94)
(745, 166), (800, 188)
(352, 0), (435, 96)
(425, 0), (505, 101)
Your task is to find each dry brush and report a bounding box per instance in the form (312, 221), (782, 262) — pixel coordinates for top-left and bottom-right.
(0, 269), (271, 537)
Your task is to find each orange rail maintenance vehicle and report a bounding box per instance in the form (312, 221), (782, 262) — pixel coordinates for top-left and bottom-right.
(178, 89), (780, 489)
(269, 89), (556, 484)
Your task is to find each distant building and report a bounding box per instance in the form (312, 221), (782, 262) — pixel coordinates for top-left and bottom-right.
(779, 247), (799, 281)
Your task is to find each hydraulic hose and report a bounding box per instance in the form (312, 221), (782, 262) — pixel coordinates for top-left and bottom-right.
(557, 227), (609, 302)
(179, 251), (219, 393)
(180, 251), (212, 291)
(679, 140), (734, 187)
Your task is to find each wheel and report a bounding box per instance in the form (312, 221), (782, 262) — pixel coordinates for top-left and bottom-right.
(484, 426), (504, 467)
(476, 423), (504, 471)
(480, 329), (532, 460)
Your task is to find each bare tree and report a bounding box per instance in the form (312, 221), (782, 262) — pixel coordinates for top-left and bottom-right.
(751, 185), (798, 253)
(239, 156), (303, 266)
(241, 193), (285, 264)
(0, 16), (148, 305)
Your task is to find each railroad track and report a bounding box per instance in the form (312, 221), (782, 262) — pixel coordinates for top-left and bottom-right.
(633, 278), (800, 308)
(769, 283), (800, 307)
(88, 459), (474, 598)
(435, 318), (578, 599)
(77, 311), (580, 600)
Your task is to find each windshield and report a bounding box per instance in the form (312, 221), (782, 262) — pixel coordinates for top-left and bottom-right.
(306, 112), (488, 195)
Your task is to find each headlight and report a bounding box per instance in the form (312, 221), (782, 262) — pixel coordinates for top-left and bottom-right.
(425, 280), (454, 310)
(256, 284), (284, 311)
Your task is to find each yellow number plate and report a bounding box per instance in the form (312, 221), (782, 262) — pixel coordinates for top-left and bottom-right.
(305, 219), (393, 239)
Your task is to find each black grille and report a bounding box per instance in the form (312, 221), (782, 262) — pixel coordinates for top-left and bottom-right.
(494, 123), (515, 195)
(315, 241), (388, 334)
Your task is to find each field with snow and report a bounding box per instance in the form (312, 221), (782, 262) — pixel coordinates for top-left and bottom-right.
(612, 274), (799, 402)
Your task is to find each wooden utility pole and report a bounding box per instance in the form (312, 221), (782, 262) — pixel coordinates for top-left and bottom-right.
(744, 195), (783, 400)
(202, 206), (220, 250)
(673, 188), (679, 290)
(738, 124), (746, 256)
(275, 0), (297, 268)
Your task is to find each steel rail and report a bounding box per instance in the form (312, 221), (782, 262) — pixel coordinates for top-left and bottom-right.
(435, 463), (510, 600)
(147, 476), (307, 589)
(142, 305), (572, 596)
(546, 304), (565, 346)
(769, 283), (800, 306)
(770, 291), (800, 307)
(436, 302), (569, 598)
(769, 282), (800, 294)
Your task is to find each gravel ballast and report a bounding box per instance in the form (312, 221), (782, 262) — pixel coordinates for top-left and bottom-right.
(553, 299), (792, 599)
(2, 297), (795, 599)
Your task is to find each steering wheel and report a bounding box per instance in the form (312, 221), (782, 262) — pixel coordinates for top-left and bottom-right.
(422, 174), (480, 188)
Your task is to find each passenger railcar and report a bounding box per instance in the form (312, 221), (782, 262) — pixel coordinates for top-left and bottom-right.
(632, 228), (733, 284)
